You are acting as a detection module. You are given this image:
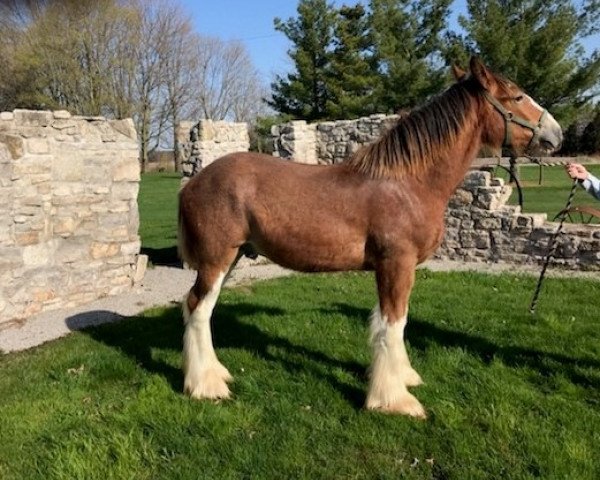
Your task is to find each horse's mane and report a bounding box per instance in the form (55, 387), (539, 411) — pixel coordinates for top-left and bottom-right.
(345, 81), (478, 180)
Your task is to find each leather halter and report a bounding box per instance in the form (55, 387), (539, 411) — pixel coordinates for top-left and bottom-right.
(483, 91), (547, 151)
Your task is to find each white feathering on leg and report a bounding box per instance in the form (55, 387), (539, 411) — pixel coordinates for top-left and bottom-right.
(366, 305), (426, 418)
(183, 272), (232, 400)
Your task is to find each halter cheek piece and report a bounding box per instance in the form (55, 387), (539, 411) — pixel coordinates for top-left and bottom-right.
(483, 91), (547, 150)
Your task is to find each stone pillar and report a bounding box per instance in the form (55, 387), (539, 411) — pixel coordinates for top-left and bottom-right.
(271, 120), (318, 164)
(0, 109), (144, 325)
(180, 119), (250, 182)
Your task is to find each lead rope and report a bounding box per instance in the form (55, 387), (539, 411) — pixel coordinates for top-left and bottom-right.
(529, 178), (578, 313)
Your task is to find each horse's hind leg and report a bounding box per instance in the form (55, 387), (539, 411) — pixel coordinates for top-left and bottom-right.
(183, 251), (240, 400)
(366, 258), (426, 418)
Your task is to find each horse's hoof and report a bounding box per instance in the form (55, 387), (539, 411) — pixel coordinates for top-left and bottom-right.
(366, 391), (427, 419)
(185, 369), (232, 400)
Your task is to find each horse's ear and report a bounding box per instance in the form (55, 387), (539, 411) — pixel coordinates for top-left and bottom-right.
(451, 64), (467, 81)
(469, 56), (494, 90)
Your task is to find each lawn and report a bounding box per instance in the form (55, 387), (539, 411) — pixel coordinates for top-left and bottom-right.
(494, 163), (600, 221)
(1, 271), (599, 479)
(2, 169), (600, 478)
(138, 172), (181, 265)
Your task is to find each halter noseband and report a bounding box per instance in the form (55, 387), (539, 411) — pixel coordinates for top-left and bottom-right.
(483, 91), (547, 151)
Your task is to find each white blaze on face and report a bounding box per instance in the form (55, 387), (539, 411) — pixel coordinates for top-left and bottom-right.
(526, 94), (562, 150)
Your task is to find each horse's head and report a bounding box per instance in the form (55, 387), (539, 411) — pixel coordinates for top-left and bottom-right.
(454, 57), (563, 157)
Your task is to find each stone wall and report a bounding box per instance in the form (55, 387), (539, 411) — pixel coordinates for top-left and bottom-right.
(438, 171), (600, 270)
(180, 119), (249, 180)
(271, 114), (399, 164)
(271, 120), (318, 164)
(0, 109), (145, 326)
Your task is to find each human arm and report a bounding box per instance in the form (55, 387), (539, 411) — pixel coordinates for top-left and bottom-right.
(565, 163), (600, 200)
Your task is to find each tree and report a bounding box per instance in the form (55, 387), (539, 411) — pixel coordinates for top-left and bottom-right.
(269, 0), (337, 120)
(194, 36), (266, 122)
(446, 0), (600, 126)
(580, 107), (600, 154)
(369, 0), (452, 112)
(326, 4), (380, 118)
(0, 0), (268, 173)
(4, 0), (141, 115)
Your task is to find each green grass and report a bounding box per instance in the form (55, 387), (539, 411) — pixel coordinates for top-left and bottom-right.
(494, 164), (600, 221)
(1, 271), (599, 479)
(2, 170), (598, 478)
(138, 172), (181, 265)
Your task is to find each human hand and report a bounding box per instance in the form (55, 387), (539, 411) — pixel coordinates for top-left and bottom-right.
(566, 163), (589, 181)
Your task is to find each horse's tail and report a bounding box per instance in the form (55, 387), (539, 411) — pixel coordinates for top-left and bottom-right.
(178, 189), (197, 270)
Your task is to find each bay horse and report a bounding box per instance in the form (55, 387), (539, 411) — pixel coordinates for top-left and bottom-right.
(178, 57), (563, 418)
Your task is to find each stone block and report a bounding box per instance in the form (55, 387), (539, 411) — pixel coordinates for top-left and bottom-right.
(0, 248), (24, 269)
(14, 110), (52, 127)
(510, 215), (535, 234)
(120, 240), (141, 256)
(111, 182), (139, 200)
(109, 119), (137, 140)
(0, 133), (25, 159)
(475, 217), (502, 230)
(23, 240), (57, 266)
(90, 242), (120, 259)
(529, 213), (547, 228)
(26, 138), (49, 154)
(448, 188), (473, 208)
(462, 171), (491, 188)
(53, 110), (71, 119)
(133, 254), (148, 283)
(15, 231), (40, 246)
(53, 217), (78, 236)
(52, 119), (77, 131)
(113, 159), (140, 182)
(459, 231), (476, 248)
(52, 157), (83, 181)
(107, 201), (129, 213)
(56, 238), (90, 264)
(474, 231), (491, 249)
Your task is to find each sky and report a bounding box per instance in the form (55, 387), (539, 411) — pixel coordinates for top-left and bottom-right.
(182, 0), (599, 84)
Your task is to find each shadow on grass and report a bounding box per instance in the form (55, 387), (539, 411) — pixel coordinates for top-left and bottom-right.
(141, 246), (181, 267)
(407, 316), (600, 390)
(67, 302), (366, 408)
(327, 303), (600, 390)
(67, 300), (599, 408)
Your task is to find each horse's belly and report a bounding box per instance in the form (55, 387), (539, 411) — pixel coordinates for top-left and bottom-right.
(249, 228), (367, 272)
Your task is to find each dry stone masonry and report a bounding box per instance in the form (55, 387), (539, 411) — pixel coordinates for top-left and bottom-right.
(0, 110), (145, 326)
(180, 119), (249, 181)
(437, 171), (600, 270)
(271, 115), (400, 165)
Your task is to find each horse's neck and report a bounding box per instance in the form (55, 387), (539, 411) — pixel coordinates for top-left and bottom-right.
(421, 118), (484, 202)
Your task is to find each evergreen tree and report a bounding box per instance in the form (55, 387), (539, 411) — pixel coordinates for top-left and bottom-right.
(268, 0), (336, 121)
(326, 4), (380, 119)
(580, 107), (600, 154)
(445, 0), (600, 126)
(369, 0), (452, 112)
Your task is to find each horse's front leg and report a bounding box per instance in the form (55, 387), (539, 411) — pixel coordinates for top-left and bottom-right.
(366, 257), (426, 418)
(183, 268), (233, 400)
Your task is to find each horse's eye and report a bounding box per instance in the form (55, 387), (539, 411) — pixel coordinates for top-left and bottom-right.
(514, 95), (524, 103)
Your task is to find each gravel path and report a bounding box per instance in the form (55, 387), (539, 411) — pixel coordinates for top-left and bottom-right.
(0, 258), (596, 353)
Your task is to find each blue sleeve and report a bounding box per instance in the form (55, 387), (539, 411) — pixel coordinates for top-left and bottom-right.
(581, 173), (600, 200)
